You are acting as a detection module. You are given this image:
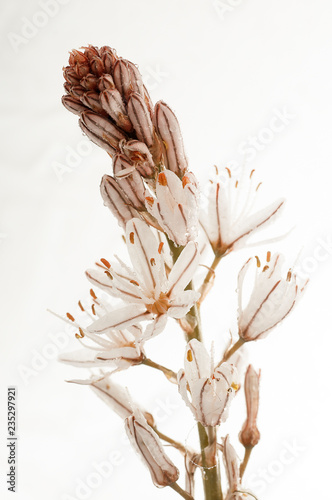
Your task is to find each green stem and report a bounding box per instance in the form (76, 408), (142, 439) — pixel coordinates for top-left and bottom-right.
(170, 482), (195, 500)
(239, 446), (253, 479)
(222, 338), (245, 362)
(142, 358), (177, 383)
(153, 428), (187, 455)
(198, 424), (223, 500)
(198, 253), (224, 305)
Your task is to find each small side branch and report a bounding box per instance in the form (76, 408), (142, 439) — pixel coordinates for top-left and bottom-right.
(142, 358), (177, 383)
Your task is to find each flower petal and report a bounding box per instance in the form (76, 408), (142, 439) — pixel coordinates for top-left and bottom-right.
(167, 241), (200, 297)
(88, 304), (152, 333)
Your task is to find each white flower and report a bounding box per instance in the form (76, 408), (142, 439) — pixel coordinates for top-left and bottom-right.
(178, 339), (239, 427)
(145, 170), (199, 246)
(60, 321), (145, 372)
(125, 407), (179, 487)
(200, 168), (285, 256)
(86, 218), (200, 337)
(238, 252), (307, 341)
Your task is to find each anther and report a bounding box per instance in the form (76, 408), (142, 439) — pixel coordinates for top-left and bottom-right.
(130, 279), (140, 286)
(100, 258), (111, 269)
(158, 242), (164, 254)
(255, 256), (261, 268)
(187, 349), (193, 362)
(75, 327), (85, 339)
(91, 304), (96, 315)
(150, 258), (156, 266)
(66, 312), (75, 322)
(90, 288), (97, 299)
(129, 232), (135, 244)
(267, 251), (271, 262)
(78, 301), (85, 312)
(158, 172), (168, 186)
(225, 167), (231, 178)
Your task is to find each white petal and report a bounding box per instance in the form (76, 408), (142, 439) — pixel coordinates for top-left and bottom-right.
(167, 241), (200, 297)
(168, 290), (200, 319)
(59, 349), (112, 367)
(126, 218), (165, 296)
(142, 315), (168, 341)
(88, 304), (152, 333)
(184, 339), (211, 384)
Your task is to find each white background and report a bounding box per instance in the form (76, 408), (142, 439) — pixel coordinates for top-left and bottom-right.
(1, 0), (332, 499)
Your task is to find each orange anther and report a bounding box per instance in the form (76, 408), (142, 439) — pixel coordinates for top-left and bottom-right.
(145, 196), (154, 207)
(78, 301), (85, 312)
(91, 304), (96, 315)
(130, 279), (140, 286)
(66, 312), (75, 322)
(90, 288), (97, 299)
(158, 242), (164, 254)
(187, 349), (193, 362)
(267, 251), (271, 262)
(150, 258), (156, 266)
(182, 176), (190, 188)
(255, 256), (261, 268)
(158, 172), (168, 186)
(225, 167), (231, 178)
(100, 258), (111, 269)
(129, 232), (135, 244)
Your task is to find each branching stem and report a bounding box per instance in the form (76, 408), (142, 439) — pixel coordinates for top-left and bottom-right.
(170, 482), (195, 500)
(142, 358), (177, 383)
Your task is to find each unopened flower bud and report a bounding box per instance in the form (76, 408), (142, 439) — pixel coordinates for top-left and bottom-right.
(101, 89), (133, 132)
(100, 174), (138, 228)
(154, 101), (188, 176)
(127, 93), (155, 148)
(113, 59), (145, 101)
(120, 140), (155, 178)
(61, 95), (86, 116)
(125, 409), (179, 487)
(239, 365), (260, 448)
(113, 154), (146, 210)
(79, 110), (127, 155)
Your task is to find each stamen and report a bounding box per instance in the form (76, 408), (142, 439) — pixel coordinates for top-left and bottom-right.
(225, 167), (231, 178)
(78, 301), (85, 312)
(75, 328), (85, 339)
(90, 288), (97, 299)
(129, 232), (135, 244)
(286, 270), (292, 282)
(158, 172), (168, 186)
(91, 304), (96, 315)
(150, 258), (156, 266)
(158, 242), (164, 254)
(130, 279), (140, 286)
(231, 382), (239, 391)
(250, 169), (255, 178)
(66, 312), (75, 322)
(182, 175), (190, 188)
(255, 256), (261, 268)
(262, 265), (269, 272)
(235, 180), (239, 188)
(256, 182), (262, 191)
(214, 164), (219, 175)
(145, 196), (154, 207)
(100, 258), (111, 269)
(267, 251), (271, 262)
(187, 349), (193, 362)
(105, 270), (113, 280)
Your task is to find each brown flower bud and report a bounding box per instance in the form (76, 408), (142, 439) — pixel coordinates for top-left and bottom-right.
(113, 154), (146, 210)
(100, 175), (138, 228)
(127, 93), (154, 148)
(79, 111), (127, 155)
(61, 96), (86, 116)
(154, 101), (188, 176)
(120, 140), (155, 178)
(100, 89), (133, 132)
(239, 365), (260, 448)
(125, 409), (179, 487)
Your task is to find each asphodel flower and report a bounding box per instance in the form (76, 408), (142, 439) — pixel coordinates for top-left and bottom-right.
(237, 252), (307, 341)
(200, 168), (285, 256)
(178, 339), (239, 426)
(59, 318), (145, 372)
(145, 170), (199, 246)
(239, 365), (260, 448)
(125, 408), (179, 487)
(86, 218), (200, 337)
